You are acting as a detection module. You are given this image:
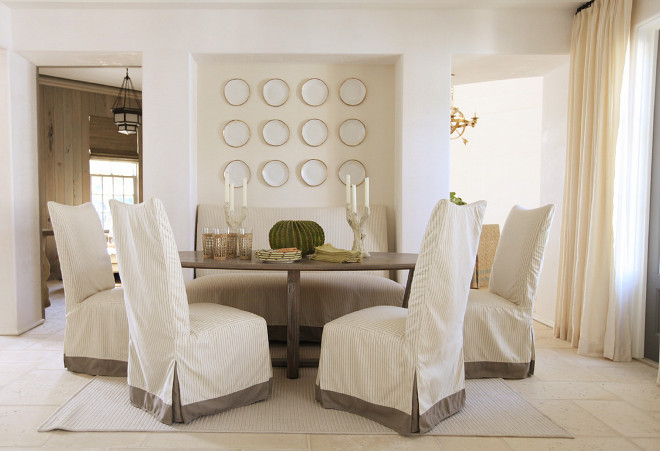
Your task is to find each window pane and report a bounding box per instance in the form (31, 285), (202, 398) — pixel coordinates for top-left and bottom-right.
(114, 177), (124, 195)
(91, 176), (103, 194)
(124, 196), (134, 205)
(103, 176), (113, 195)
(124, 178), (134, 195)
(92, 195), (103, 213)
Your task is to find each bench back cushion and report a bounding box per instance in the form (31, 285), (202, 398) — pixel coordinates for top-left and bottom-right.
(195, 204), (389, 277)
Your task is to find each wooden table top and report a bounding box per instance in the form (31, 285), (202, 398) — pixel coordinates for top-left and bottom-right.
(179, 251), (417, 271)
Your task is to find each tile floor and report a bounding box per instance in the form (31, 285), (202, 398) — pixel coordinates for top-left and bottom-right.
(0, 282), (659, 450)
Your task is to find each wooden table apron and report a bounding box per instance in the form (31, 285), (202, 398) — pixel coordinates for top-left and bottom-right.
(179, 251), (417, 379)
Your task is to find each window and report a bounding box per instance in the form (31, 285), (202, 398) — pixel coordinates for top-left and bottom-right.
(90, 158), (139, 232)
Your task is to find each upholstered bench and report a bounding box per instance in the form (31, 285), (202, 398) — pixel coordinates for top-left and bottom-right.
(186, 205), (405, 341)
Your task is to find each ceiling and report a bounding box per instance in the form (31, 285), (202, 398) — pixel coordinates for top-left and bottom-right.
(452, 54), (569, 85)
(29, 1), (577, 89)
(4, 0), (585, 13)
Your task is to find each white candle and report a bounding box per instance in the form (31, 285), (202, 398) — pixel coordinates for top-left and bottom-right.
(364, 177), (370, 209)
(351, 184), (357, 214)
(242, 177), (248, 208)
(230, 184), (235, 213)
(224, 173), (230, 203)
(345, 174), (351, 205)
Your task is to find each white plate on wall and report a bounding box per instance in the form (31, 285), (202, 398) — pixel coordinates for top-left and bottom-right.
(263, 79), (289, 107)
(339, 119), (366, 146)
(301, 78), (329, 106)
(301, 159), (328, 187)
(224, 79), (250, 106)
(301, 119), (328, 147)
(262, 120), (290, 146)
(262, 160), (289, 187)
(223, 160), (250, 187)
(338, 159), (366, 185)
(222, 120), (250, 147)
(339, 78), (367, 106)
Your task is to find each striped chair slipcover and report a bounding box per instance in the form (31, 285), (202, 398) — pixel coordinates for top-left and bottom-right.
(464, 204), (555, 379)
(316, 199), (486, 434)
(48, 201), (128, 376)
(110, 198), (272, 424)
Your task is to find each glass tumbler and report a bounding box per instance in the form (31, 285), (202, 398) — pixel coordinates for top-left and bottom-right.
(202, 227), (218, 258)
(238, 227), (253, 260)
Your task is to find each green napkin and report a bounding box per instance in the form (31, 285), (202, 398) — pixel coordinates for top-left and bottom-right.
(310, 243), (362, 263)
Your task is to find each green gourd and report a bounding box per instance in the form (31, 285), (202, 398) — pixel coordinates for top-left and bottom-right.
(268, 220), (325, 256)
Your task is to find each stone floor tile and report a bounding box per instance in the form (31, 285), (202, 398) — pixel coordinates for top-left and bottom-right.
(0, 369), (91, 406)
(141, 432), (309, 449)
(309, 434), (440, 451)
(575, 400), (660, 438)
(435, 436), (512, 450)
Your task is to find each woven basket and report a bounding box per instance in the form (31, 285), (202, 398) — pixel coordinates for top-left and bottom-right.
(471, 224), (500, 289)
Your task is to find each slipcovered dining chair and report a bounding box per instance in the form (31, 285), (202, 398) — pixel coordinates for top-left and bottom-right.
(110, 198), (272, 424)
(48, 201), (128, 376)
(316, 199), (486, 434)
(463, 204), (555, 379)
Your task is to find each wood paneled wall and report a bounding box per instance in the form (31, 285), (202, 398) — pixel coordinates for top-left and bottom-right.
(38, 76), (141, 277)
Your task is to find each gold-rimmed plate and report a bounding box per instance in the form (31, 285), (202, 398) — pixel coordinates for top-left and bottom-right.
(222, 120), (250, 147)
(224, 79), (250, 106)
(339, 78), (366, 106)
(262, 119), (290, 146)
(223, 160), (250, 187)
(262, 160), (289, 187)
(301, 78), (329, 106)
(301, 119), (328, 147)
(339, 119), (366, 146)
(301, 159), (327, 187)
(263, 79), (289, 107)
(338, 159), (366, 185)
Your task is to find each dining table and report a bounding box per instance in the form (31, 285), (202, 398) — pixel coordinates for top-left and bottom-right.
(179, 251), (417, 378)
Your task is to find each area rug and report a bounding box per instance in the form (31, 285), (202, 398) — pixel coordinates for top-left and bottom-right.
(39, 368), (570, 437)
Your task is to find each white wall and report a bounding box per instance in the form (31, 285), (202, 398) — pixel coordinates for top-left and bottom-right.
(0, 49), (42, 334)
(450, 77), (543, 226)
(536, 61), (569, 326)
(0, 4), (10, 50)
(196, 61), (396, 249)
(0, 4), (573, 332)
(633, 0), (660, 26)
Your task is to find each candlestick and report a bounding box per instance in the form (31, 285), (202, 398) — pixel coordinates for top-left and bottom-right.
(230, 184), (235, 212)
(224, 173), (230, 203)
(364, 177), (370, 209)
(351, 184), (357, 214)
(242, 177), (248, 208)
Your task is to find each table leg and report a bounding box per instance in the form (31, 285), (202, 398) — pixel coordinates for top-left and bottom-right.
(287, 269), (300, 379)
(402, 268), (415, 308)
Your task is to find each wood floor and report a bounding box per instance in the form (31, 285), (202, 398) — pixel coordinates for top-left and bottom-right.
(0, 281), (658, 450)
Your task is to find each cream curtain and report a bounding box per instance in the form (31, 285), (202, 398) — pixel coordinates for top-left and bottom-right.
(555, 0), (632, 360)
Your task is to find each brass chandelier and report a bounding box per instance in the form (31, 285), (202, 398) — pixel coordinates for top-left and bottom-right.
(450, 80), (478, 145)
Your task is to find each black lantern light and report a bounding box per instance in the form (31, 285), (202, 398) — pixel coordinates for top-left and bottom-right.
(111, 68), (142, 135)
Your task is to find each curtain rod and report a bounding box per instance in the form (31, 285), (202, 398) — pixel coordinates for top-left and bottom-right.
(576, 0), (595, 15)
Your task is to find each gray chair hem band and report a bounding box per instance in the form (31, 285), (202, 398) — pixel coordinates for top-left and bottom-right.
(130, 378), (273, 425)
(465, 360), (534, 379)
(64, 355), (127, 377)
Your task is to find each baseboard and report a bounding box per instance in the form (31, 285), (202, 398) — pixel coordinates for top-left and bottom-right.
(0, 318), (44, 336)
(532, 313), (554, 328)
